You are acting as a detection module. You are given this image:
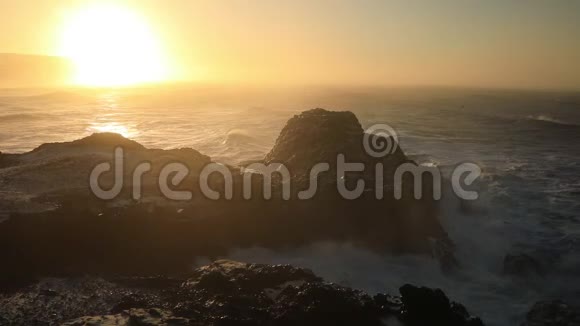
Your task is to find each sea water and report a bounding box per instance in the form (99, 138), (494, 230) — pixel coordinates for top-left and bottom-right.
(1, 86), (579, 325)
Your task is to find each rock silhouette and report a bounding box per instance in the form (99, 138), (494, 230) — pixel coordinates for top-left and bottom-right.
(0, 260), (484, 325)
(0, 109), (453, 281)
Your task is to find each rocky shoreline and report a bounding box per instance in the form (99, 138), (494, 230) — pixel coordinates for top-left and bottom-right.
(0, 109), (577, 325)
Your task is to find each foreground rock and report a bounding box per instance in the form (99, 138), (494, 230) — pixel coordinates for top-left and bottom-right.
(62, 309), (190, 326)
(0, 260), (483, 326)
(399, 284), (483, 326)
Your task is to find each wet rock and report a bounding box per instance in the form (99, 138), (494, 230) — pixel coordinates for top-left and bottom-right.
(0, 260), (484, 326)
(183, 260), (322, 293)
(399, 284), (484, 326)
(522, 300), (580, 326)
(62, 308), (190, 326)
(373, 293), (404, 314)
(0, 277), (149, 325)
(503, 253), (544, 278)
(271, 282), (382, 326)
(173, 260), (326, 325)
(176, 261), (482, 326)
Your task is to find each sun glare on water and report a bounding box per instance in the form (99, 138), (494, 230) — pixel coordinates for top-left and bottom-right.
(59, 4), (169, 87)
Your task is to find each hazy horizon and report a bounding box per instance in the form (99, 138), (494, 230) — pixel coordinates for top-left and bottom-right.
(2, 52), (580, 93)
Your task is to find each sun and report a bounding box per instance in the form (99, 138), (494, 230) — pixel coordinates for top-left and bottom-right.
(58, 4), (169, 87)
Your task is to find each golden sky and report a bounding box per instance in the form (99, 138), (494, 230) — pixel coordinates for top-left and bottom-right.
(1, 0), (580, 89)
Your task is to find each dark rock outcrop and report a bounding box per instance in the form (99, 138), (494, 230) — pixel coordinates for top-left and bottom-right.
(0, 260), (483, 326)
(263, 108), (408, 188)
(399, 284), (484, 326)
(265, 109), (365, 165)
(0, 132), (211, 202)
(0, 109), (452, 280)
(522, 300), (580, 326)
(175, 260), (387, 326)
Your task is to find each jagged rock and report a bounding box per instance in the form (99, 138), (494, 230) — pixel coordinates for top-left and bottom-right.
(522, 300), (580, 326)
(373, 293), (404, 314)
(271, 282), (382, 326)
(166, 261), (483, 325)
(0, 260), (484, 326)
(399, 284), (484, 326)
(174, 260), (332, 325)
(263, 108), (408, 188)
(182, 260), (322, 294)
(259, 108), (452, 262)
(264, 109), (366, 168)
(0, 277), (158, 325)
(503, 253), (544, 278)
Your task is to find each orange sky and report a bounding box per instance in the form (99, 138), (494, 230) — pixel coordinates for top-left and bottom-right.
(1, 0), (580, 90)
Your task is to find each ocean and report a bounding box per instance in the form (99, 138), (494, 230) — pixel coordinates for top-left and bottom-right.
(1, 85), (579, 325)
